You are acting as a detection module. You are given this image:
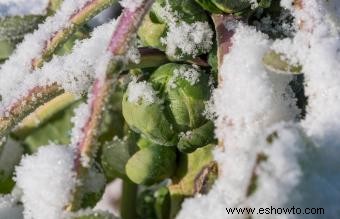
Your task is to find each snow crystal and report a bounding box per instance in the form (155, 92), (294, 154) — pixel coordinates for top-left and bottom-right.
(0, 19), (117, 116)
(0, 0), (49, 17)
(155, 0), (213, 59)
(119, 0), (144, 11)
(0, 0), (99, 115)
(127, 80), (159, 105)
(161, 21), (213, 59)
(177, 23), (298, 219)
(70, 103), (91, 150)
(15, 144), (76, 219)
(169, 65), (200, 88)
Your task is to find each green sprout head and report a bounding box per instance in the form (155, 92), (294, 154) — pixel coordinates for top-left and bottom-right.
(122, 63), (214, 152)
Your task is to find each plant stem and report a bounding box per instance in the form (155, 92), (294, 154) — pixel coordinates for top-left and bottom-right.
(66, 0), (155, 211)
(0, 47), (164, 141)
(32, 0), (117, 69)
(121, 180), (138, 219)
(12, 92), (77, 138)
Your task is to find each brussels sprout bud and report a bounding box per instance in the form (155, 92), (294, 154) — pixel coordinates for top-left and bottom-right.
(178, 121), (215, 153)
(150, 63), (211, 129)
(122, 80), (177, 146)
(212, 0), (250, 13)
(125, 146), (176, 185)
(138, 13), (167, 49)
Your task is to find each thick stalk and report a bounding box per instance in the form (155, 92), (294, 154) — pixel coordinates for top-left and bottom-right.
(67, 0), (155, 210)
(121, 181), (138, 219)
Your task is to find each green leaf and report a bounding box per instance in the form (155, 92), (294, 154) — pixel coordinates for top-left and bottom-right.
(0, 15), (44, 43)
(23, 101), (81, 153)
(101, 134), (137, 180)
(169, 144), (217, 217)
(154, 187), (171, 219)
(194, 0), (224, 13)
(178, 121), (215, 153)
(0, 139), (24, 194)
(138, 13), (167, 49)
(122, 92), (177, 146)
(0, 39), (14, 62)
(81, 163), (106, 208)
(212, 0), (250, 13)
(263, 50), (302, 74)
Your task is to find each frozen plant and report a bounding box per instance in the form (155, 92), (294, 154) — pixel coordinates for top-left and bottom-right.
(0, 0), (340, 219)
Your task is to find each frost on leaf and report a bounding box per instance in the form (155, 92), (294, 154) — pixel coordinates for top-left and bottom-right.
(127, 80), (159, 105)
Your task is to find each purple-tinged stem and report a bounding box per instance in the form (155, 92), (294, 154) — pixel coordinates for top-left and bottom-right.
(67, 0), (154, 211)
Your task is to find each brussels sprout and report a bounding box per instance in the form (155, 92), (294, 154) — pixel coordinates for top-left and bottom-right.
(151, 63), (210, 129)
(212, 0), (250, 13)
(122, 81), (177, 146)
(178, 121), (215, 153)
(125, 146), (176, 185)
(138, 13), (167, 49)
(123, 63), (214, 150)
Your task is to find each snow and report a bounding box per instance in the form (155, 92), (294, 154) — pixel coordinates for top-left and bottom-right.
(179, 1), (340, 218)
(70, 103), (92, 150)
(127, 80), (159, 105)
(162, 21), (213, 59)
(15, 144), (76, 219)
(0, 0), (49, 17)
(0, 0), (99, 116)
(0, 19), (117, 116)
(119, 0), (144, 11)
(155, 0), (213, 59)
(0, 190), (23, 219)
(177, 23), (298, 219)
(170, 65), (200, 88)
